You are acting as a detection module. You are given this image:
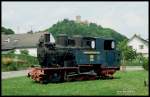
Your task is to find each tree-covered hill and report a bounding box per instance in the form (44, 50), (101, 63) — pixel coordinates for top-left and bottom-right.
(1, 26), (15, 35)
(46, 19), (128, 42)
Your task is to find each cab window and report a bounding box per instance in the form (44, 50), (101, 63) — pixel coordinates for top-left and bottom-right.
(104, 40), (115, 50)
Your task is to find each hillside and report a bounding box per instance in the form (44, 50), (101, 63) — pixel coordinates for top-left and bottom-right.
(1, 26), (15, 35)
(46, 19), (128, 42)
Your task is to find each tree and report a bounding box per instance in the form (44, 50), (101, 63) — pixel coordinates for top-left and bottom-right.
(2, 26), (15, 34)
(142, 57), (148, 71)
(117, 39), (137, 65)
(47, 19), (128, 42)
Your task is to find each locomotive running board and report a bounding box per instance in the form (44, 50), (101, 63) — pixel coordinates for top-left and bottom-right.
(66, 72), (97, 81)
(27, 65), (120, 83)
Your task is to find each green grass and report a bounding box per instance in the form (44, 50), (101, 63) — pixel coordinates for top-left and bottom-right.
(2, 70), (149, 96)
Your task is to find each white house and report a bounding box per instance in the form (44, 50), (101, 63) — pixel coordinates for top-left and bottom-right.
(127, 34), (149, 57)
(2, 32), (55, 57)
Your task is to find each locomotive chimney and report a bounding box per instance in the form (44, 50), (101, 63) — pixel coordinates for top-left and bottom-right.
(44, 32), (50, 43)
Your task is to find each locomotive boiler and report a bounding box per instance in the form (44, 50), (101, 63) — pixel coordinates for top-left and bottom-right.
(28, 32), (121, 83)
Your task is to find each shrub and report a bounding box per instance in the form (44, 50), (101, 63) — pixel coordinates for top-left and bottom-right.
(8, 50), (15, 54)
(7, 64), (18, 71)
(124, 54), (148, 67)
(20, 49), (29, 55)
(136, 55), (148, 70)
(142, 58), (148, 71)
(2, 54), (39, 71)
(2, 57), (13, 65)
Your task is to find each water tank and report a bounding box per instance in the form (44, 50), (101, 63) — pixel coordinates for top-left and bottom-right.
(73, 35), (82, 47)
(56, 34), (68, 46)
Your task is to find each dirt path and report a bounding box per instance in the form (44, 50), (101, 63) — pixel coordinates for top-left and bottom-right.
(2, 70), (28, 79)
(121, 66), (144, 71)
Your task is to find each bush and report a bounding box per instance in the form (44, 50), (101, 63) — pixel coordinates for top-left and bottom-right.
(136, 55), (148, 70)
(2, 57), (13, 65)
(142, 58), (148, 71)
(2, 54), (39, 71)
(8, 50), (15, 54)
(7, 64), (18, 71)
(124, 54), (148, 67)
(20, 49), (29, 55)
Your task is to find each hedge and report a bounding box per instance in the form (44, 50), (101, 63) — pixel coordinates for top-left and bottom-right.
(2, 54), (39, 71)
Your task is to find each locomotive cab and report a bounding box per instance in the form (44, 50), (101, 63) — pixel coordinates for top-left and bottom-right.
(103, 39), (121, 68)
(82, 37), (96, 49)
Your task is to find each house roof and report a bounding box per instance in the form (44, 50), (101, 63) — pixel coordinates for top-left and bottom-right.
(1, 32), (46, 51)
(128, 34), (148, 46)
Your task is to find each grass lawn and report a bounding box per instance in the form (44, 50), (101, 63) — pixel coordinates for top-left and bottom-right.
(2, 70), (149, 96)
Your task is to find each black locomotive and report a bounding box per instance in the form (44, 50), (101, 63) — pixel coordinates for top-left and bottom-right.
(28, 32), (121, 83)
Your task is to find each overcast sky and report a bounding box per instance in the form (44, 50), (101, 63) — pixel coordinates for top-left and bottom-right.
(2, 1), (148, 39)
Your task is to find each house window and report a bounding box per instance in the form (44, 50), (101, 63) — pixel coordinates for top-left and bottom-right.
(139, 45), (144, 49)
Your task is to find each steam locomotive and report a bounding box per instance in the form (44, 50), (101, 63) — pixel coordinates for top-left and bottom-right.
(28, 32), (121, 83)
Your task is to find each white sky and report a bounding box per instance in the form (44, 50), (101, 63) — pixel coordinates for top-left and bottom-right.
(2, 1), (149, 39)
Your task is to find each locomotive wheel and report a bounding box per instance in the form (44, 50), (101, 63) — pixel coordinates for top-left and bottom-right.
(40, 80), (49, 84)
(50, 73), (61, 83)
(27, 73), (31, 77)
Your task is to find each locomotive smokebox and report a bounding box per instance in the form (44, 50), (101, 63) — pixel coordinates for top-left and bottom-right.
(56, 34), (68, 46)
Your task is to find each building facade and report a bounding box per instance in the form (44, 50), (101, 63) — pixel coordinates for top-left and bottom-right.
(2, 32), (55, 57)
(127, 34), (149, 57)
